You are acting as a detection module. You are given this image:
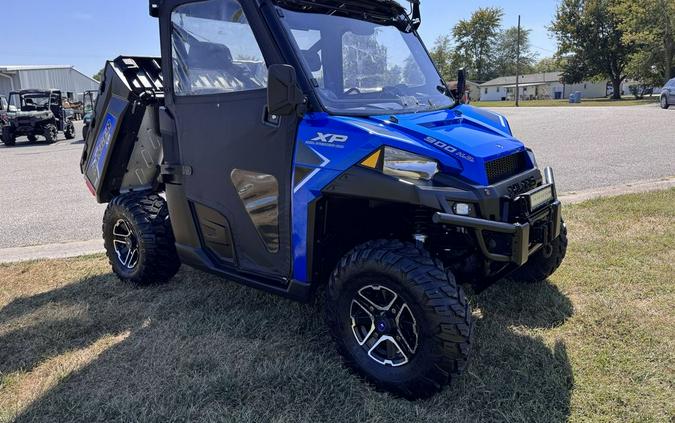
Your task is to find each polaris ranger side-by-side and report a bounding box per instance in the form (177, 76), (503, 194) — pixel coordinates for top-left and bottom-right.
(2, 89), (76, 146)
(81, 0), (567, 398)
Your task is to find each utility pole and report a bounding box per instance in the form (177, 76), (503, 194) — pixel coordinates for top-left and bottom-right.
(515, 15), (521, 107)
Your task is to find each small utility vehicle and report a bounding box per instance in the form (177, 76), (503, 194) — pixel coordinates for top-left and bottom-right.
(2, 89), (76, 146)
(81, 0), (567, 399)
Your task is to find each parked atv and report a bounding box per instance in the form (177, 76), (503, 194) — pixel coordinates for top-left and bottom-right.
(81, 0), (567, 399)
(2, 89), (76, 146)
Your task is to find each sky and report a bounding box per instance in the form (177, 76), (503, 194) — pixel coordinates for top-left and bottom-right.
(0, 0), (559, 78)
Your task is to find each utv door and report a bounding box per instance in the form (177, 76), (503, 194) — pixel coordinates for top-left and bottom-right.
(157, 0), (297, 279)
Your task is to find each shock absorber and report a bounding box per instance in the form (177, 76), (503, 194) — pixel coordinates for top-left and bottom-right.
(412, 207), (431, 244)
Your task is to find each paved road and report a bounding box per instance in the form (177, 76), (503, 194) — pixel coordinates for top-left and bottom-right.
(496, 104), (675, 192)
(0, 105), (673, 249)
(0, 122), (107, 249)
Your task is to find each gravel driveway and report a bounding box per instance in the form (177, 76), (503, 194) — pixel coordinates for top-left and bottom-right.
(0, 105), (673, 249)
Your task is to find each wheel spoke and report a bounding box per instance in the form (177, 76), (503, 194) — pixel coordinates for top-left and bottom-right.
(350, 299), (375, 346)
(395, 303), (419, 354)
(127, 248), (139, 268)
(358, 285), (398, 312)
(367, 335), (409, 367)
(113, 220), (131, 238)
(123, 247), (132, 267)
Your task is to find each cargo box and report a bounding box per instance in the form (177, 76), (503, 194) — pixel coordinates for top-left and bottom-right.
(80, 56), (164, 203)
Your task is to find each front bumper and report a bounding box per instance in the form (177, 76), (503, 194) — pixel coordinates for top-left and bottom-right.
(432, 167), (562, 266)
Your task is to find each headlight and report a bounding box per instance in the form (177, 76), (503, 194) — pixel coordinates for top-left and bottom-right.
(382, 147), (439, 181)
(528, 185), (554, 210)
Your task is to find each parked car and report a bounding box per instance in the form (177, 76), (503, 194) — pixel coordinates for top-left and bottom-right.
(660, 78), (675, 109)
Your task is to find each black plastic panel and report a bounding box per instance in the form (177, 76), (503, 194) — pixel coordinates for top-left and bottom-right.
(193, 202), (236, 263)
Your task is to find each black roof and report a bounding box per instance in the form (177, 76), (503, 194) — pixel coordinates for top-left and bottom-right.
(273, 0), (410, 24)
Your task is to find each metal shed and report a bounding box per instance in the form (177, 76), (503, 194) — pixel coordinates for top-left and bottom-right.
(0, 65), (100, 100)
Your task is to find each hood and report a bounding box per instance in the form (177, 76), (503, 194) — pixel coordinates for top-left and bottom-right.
(296, 106), (534, 187)
(370, 105), (523, 160)
(367, 105), (531, 185)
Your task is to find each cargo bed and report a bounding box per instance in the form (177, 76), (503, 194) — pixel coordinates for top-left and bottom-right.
(80, 56), (164, 203)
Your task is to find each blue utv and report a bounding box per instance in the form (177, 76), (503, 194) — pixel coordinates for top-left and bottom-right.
(80, 0), (567, 399)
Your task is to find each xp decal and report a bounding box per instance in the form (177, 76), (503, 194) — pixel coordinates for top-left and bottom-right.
(307, 132), (349, 148)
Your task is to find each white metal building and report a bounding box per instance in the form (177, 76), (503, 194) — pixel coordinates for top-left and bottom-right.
(0, 65), (100, 100)
(480, 72), (608, 102)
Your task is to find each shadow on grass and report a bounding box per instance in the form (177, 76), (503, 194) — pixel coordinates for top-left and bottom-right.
(1, 269), (574, 422)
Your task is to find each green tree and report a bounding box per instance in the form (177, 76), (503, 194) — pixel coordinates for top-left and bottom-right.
(452, 7), (504, 81)
(430, 35), (460, 82)
(494, 26), (538, 77)
(533, 56), (568, 73)
(551, 0), (638, 99)
(613, 0), (674, 84)
(342, 32), (388, 89)
(93, 68), (104, 82)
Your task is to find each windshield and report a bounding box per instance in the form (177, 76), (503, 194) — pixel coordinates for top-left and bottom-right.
(10, 93), (51, 111)
(279, 8), (453, 115)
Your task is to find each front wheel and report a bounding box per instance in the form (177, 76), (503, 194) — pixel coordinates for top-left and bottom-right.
(43, 124), (58, 143)
(511, 223), (568, 283)
(103, 193), (181, 284)
(64, 122), (75, 139)
(325, 240), (473, 399)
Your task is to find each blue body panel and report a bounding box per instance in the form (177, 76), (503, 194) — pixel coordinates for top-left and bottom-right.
(291, 105), (533, 282)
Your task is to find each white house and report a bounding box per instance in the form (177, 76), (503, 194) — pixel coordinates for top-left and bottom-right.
(0, 65), (100, 100)
(479, 72), (608, 102)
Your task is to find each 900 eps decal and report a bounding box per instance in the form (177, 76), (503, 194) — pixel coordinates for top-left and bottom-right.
(423, 136), (475, 162)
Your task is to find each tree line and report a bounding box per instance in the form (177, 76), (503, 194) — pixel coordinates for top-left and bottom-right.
(430, 7), (541, 83)
(431, 1), (675, 100)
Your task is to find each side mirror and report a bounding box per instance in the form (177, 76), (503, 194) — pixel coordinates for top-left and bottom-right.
(456, 68), (467, 105)
(267, 64), (304, 117)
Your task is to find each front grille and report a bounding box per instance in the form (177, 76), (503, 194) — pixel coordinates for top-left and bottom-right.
(485, 152), (528, 184)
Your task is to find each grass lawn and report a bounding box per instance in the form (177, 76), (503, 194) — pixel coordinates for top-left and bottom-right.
(474, 97), (660, 108)
(1, 189), (673, 422)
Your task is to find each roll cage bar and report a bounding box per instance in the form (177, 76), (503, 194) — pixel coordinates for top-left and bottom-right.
(150, 0), (420, 30)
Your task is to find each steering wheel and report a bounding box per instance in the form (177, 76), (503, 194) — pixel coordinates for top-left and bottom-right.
(345, 87), (362, 95)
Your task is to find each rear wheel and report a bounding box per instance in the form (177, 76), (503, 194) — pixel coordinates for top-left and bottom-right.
(64, 122), (75, 139)
(511, 223), (568, 283)
(103, 193), (181, 284)
(661, 95), (670, 109)
(43, 124), (58, 143)
(325, 240), (473, 399)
